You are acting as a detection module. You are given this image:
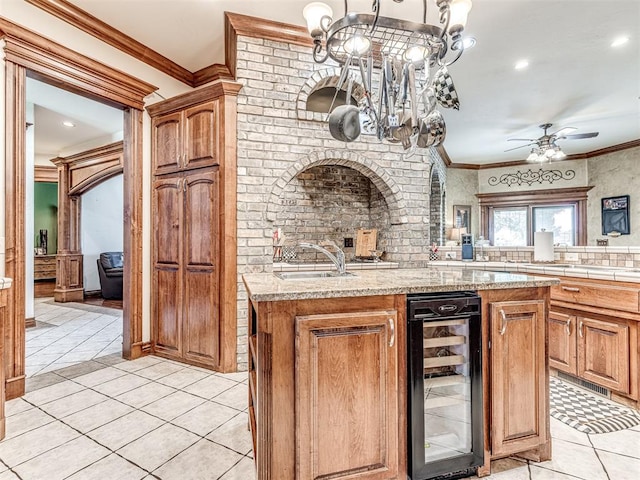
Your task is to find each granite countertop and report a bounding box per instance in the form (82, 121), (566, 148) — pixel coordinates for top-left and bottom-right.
(242, 268), (559, 302)
(429, 261), (640, 283)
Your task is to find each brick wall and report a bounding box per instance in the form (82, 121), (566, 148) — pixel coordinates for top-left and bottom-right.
(234, 35), (447, 370)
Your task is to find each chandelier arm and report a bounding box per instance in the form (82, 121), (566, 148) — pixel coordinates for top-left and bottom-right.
(344, 0), (348, 17)
(369, 0), (381, 34)
(442, 38), (464, 66)
(438, 4), (451, 42)
(423, 0), (427, 23)
(312, 42), (330, 63)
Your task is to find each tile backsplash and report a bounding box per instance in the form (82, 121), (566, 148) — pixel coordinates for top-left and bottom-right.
(435, 245), (640, 268)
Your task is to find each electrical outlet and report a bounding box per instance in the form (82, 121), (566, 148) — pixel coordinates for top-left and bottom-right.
(445, 252), (457, 260)
(344, 237), (354, 248)
(565, 252), (579, 262)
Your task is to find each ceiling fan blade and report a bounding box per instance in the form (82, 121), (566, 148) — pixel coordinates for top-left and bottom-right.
(507, 138), (536, 142)
(551, 126), (577, 137)
(504, 142), (536, 152)
(562, 132), (599, 140)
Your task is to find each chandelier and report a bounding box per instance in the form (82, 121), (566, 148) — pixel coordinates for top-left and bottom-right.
(302, 0), (473, 150)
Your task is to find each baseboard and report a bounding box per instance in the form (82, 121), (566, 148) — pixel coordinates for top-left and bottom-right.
(5, 375), (26, 400)
(83, 289), (102, 298)
(142, 341), (152, 354)
(25, 317), (36, 328)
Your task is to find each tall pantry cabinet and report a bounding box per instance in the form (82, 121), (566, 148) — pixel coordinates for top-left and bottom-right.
(147, 81), (242, 372)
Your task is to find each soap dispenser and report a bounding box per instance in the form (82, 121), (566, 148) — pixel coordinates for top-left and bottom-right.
(461, 234), (474, 261)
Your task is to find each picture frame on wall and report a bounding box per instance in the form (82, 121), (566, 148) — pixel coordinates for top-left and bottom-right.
(453, 205), (471, 231)
(601, 195), (630, 235)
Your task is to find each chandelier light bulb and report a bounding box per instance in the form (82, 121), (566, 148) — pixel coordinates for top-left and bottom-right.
(527, 151), (539, 162)
(553, 149), (567, 160)
(303, 2), (333, 38)
(343, 35), (371, 56)
(403, 45), (429, 64)
(448, 0), (473, 34)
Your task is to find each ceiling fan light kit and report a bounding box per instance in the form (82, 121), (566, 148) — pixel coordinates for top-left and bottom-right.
(303, 0), (474, 148)
(508, 122), (599, 163)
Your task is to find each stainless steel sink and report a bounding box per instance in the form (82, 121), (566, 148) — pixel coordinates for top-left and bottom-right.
(274, 271), (356, 280)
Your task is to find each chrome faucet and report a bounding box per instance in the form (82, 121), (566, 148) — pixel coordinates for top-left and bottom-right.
(298, 241), (347, 276)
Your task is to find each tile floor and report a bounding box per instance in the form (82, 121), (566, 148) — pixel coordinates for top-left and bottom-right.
(2, 302), (637, 479)
(26, 298), (123, 377)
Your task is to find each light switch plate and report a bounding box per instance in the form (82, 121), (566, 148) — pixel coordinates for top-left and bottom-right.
(445, 252), (457, 260)
(565, 252), (579, 261)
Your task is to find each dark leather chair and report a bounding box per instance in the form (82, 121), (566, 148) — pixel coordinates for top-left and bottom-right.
(97, 251), (124, 300)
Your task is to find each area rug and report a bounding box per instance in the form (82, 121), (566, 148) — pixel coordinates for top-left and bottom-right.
(549, 376), (640, 434)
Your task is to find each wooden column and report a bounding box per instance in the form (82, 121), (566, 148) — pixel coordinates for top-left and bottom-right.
(4, 61), (26, 399)
(52, 158), (84, 302)
(122, 107), (144, 359)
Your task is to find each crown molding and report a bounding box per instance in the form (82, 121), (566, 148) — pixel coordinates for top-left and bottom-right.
(0, 16), (157, 109)
(25, 0), (232, 87)
(445, 138), (640, 170)
(34, 165), (57, 182)
(225, 11), (313, 48)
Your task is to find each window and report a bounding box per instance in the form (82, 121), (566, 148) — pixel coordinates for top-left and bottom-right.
(489, 205), (576, 246)
(478, 187), (591, 246)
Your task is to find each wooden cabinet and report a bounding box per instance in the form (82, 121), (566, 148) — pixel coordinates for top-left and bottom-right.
(489, 299), (547, 458)
(33, 255), (57, 281)
(296, 310), (398, 480)
(549, 311), (576, 373)
(152, 169), (220, 368)
(549, 276), (637, 400)
(247, 295), (405, 480)
(151, 100), (219, 176)
(148, 81), (242, 373)
(577, 316), (629, 393)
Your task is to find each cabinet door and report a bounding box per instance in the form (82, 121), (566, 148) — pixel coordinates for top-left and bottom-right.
(548, 311), (577, 374)
(182, 169), (220, 367)
(577, 316), (629, 393)
(296, 310), (399, 480)
(152, 112), (182, 175)
(183, 101), (218, 171)
(491, 300), (547, 457)
(152, 176), (183, 354)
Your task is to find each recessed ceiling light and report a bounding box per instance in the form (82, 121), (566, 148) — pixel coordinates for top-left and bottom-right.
(611, 36), (630, 47)
(514, 59), (529, 70)
(462, 37), (476, 49)
(62, 120), (75, 128)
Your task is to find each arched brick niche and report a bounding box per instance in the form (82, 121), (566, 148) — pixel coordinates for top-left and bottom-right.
(296, 68), (367, 122)
(266, 150), (410, 262)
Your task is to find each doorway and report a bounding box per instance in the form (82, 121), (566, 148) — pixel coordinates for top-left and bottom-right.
(25, 77), (126, 377)
(2, 24), (155, 399)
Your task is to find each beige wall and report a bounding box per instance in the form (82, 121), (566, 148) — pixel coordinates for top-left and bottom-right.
(587, 146), (640, 245)
(445, 148), (640, 245)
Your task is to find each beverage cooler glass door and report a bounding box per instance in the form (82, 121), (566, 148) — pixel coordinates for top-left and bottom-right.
(408, 292), (484, 480)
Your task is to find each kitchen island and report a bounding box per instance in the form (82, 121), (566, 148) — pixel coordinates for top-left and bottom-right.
(242, 269), (559, 479)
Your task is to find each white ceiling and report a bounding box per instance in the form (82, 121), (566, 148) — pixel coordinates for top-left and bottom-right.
(44, 1), (640, 164)
(27, 77), (123, 158)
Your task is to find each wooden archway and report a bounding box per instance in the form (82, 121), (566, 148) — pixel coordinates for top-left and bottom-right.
(52, 142), (124, 302)
(1, 19), (156, 399)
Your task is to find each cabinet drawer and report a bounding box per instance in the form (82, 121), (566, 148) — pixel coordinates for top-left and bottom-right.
(552, 281), (640, 313)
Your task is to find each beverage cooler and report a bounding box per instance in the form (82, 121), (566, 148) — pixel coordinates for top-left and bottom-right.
(407, 292), (484, 480)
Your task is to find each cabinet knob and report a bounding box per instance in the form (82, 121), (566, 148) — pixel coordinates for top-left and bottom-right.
(388, 318), (395, 347)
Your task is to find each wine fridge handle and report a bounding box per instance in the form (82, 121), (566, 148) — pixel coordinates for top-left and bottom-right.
(388, 318), (395, 347)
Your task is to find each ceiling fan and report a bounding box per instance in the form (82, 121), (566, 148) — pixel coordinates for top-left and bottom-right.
(505, 123), (599, 161)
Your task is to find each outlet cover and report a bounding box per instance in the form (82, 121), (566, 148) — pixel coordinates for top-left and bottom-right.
(565, 252), (579, 261)
(344, 237), (354, 248)
(445, 252), (457, 260)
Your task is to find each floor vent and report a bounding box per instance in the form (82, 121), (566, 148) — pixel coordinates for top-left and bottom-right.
(557, 372), (609, 398)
